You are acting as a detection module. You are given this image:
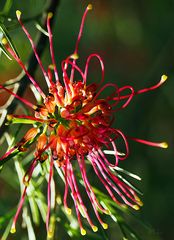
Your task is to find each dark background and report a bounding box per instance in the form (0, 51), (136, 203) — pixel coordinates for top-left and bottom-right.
(0, 0), (173, 239)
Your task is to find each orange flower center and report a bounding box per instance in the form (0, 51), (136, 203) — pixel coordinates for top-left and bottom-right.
(35, 81), (112, 166)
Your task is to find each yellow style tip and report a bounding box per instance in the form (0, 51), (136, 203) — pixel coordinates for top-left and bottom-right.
(139, 201), (144, 207)
(33, 105), (38, 110)
(160, 74), (168, 84)
(48, 64), (55, 70)
(7, 114), (13, 121)
(102, 223), (108, 230)
(16, 10), (21, 19)
(81, 228), (86, 236)
(65, 207), (72, 215)
(160, 142), (168, 149)
(47, 230), (53, 238)
(48, 12), (53, 19)
(2, 38), (8, 45)
(87, 4), (93, 10)
(135, 196), (143, 206)
(133, 205), (140, 210)
(10, 226), (16, 234)
(92, 225), (98, 232)
(70, 53), (79, 60)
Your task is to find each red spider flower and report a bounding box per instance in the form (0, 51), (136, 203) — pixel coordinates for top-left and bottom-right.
(0, 4), (168, 236)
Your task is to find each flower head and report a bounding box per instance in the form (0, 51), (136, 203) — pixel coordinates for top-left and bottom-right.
(0, 4), (168, 235)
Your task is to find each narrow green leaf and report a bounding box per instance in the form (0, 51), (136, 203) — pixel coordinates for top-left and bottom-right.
(117, 173), (143, 195)
(23, 207), (36, 240)
(0, 23), (19, 58)
(124, 223), (142, 240)
(117, 220), (129, 240)
(35, 22), (49, 37)
(0, 44), (12, 60)
(35, 195), (47, 222)
(29, 197), (40, 225)
(1, 0), (13, 15)
(112, 166), (141, 181)
(1, 219), (13, 240)
(6, 118), (41, 125)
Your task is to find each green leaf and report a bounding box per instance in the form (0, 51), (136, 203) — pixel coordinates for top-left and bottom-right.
(116, 173), (143, 195)
(0, 23), (19, 58)
(23, 207), (36, 240)
(29, 197), (40, 225)
(1, 0), (13, 15)
(35, 22), (49, 37)
(35, 192), (47, 222)
(6, 117), (42, 125)
(1, 219), (13, 240)
(0, 44), (12, 60)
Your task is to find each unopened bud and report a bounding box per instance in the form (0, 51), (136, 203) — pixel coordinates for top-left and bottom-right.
(23, 127), (38, 142)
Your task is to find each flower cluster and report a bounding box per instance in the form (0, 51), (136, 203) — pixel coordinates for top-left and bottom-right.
(0, 4), (168, 236)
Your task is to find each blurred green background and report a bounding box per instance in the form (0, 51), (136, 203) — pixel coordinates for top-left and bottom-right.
(0, 0), (173, 239)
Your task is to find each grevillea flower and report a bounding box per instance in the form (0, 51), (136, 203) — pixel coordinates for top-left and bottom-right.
(0, 4), (168, 236)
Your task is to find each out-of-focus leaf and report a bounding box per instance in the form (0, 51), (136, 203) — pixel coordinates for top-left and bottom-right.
(0, 209), (15, 226)
(1, 219), (13, 240)
(0, 0), (13, 15)
(123, 222), (142, 240)
(35, 192), (47, 222)
(23, 207), (36, 240)
(29, 197), (40, 225)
